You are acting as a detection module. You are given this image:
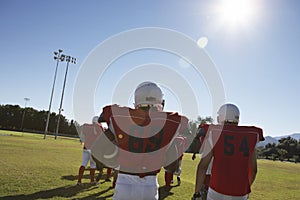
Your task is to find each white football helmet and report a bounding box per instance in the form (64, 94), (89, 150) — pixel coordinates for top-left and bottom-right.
(134, 81), (164, 110)
(92, 116), (99, 123)
(217, 103), (240, 124)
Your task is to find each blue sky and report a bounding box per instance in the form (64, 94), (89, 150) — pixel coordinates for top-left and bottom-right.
(0, 0), (299, 137)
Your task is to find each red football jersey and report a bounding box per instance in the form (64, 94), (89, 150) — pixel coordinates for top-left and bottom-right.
(81, 123), (103, 149)
(203, 125), (263, 196)
(102, 105), (188, 173)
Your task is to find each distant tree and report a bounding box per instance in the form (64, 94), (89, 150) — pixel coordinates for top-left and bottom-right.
(271, 153), (278, 161)
(261, 143), (278, 159)
(278, 137), (298, 161)
(0, 105), (22, 129)
(189, 116), (214, 135)
(295, 141), (300, 163)
(278, 149), (288, 161)
(293, 155), (299, 163)
(196, 116), (213, 126)
(257, 137), (300, 162)
(0, 104), (78, 136)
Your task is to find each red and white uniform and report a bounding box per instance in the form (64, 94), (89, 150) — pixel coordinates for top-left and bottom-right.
(81, 123), (103, 168)
(176, 136), (188, 160)
(97, 105), (188, 200)
(101, 105), (188, 173)
(201, 125), (264, 198)
(81, 123), (104, 149)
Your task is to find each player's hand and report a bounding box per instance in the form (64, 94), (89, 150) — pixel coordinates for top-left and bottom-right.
(192, 153), (196, 160)
(191, 192), (202, 200)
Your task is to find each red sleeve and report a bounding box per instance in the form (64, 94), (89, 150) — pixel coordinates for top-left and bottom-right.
(258, 127), (264, 141)
(102, 105), (113, 124)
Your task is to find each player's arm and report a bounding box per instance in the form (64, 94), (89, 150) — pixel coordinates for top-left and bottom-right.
(164, 140), (179, 172)
(193, 129), (213, 199)
(248, 149), (258, 186)
(194, 150), (213, 194)
(190, 136), (201, 158)
(191, 127), (206, 160)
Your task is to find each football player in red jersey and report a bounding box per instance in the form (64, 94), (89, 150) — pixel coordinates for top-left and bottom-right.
(164, 135), (188, 191)
(77, 116), (104, 185)
(192, 103), (264, 200)
(91, 81), (188, 200)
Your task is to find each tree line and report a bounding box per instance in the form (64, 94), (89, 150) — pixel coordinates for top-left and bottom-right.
(0, 104), (78, 136)
(257, 137), (300, 163)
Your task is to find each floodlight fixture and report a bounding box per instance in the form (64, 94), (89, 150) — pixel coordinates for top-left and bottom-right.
(55, 54), (77, 139)
(66, 56), (71, 62)
(71, 57), (76, 64)
(20, 97), (30, 131)
(60, 54), (66, 61)
(44, 49), (65, 139)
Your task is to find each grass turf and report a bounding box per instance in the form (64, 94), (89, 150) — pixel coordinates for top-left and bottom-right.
(0, 130), (299, 199)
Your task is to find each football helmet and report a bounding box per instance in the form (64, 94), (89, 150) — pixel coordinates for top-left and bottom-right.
(217, 103), (240, 124)
(134, 81), (164, 110)
(92, 116), (99, 123)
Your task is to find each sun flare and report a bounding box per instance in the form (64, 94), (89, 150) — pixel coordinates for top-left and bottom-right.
(218, 0), (256, 27)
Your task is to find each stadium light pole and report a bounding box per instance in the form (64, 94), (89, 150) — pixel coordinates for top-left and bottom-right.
(54, 55), (76, 139)
(20, 97), (30, 132)
(44, 49), (65, 139)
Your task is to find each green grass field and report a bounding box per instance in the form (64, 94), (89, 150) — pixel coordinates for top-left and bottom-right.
(0, 130), (299, 200)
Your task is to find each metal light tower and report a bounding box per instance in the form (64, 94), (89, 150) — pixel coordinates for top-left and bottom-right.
(44, 49), (65, 139)
(54, 55), (76, 139)
(20, 97), (30, 131)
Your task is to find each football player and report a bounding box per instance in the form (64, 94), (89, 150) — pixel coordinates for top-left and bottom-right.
(192, 103), (264, 200)
(77, 116), (104, 185)
(164, 135), (188, 191)
(91, 81), (188, 200)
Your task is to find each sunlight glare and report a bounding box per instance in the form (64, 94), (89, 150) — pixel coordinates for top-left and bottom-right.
(219, 0), (255, 26)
